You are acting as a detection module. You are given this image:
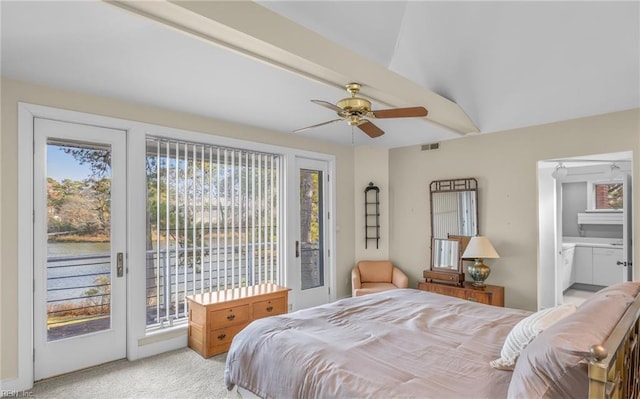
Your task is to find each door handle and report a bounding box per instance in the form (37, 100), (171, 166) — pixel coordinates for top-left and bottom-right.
(295, 241), (300, 258)
(617, 261), (632, 267)
(117, 252), (124, 277)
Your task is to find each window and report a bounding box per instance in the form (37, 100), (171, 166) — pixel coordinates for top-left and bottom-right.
(594, 183), (623, 210)
(145, 137), (281, 327)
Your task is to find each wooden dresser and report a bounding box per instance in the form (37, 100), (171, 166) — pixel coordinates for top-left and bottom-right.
(187, 283), (290, 358)
(418, 281), (504, 307)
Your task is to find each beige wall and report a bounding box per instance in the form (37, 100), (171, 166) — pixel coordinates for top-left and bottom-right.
(389, 108), (640, 311)
(0, 78), (356, 380)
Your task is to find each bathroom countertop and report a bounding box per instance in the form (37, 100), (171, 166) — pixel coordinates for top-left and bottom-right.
(562, 237), (624, 249)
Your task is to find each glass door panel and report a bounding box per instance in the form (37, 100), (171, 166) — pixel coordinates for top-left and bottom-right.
(45, 141), (113, 341)
(300, 169), (324, 290)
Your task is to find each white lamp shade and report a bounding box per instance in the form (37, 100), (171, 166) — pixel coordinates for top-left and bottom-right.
(462, 236), (500, 259)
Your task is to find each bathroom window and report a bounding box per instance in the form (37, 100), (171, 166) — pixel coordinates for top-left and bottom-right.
(594, 183), (623, 210)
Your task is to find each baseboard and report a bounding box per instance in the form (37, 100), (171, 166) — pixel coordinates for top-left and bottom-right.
(132, 327), (188, 361)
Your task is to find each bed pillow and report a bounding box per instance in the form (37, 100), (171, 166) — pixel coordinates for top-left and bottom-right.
(490, 303), (576, 370)
(507, 282), (639, 399)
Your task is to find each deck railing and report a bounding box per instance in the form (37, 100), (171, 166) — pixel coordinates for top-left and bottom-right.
(144, 243), (279, 327)
(46, 241), (318, 333)
(46, 253), (112, 340)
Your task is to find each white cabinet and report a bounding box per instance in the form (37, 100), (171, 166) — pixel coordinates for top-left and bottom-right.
(592, 248), (623, 286)
(574, 246), (593, 285)
(561, 246), (576, 291)
(573, 246), (623, 287)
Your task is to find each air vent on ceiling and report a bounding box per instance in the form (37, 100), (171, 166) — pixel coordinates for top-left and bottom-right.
(421, 143), (440, 151)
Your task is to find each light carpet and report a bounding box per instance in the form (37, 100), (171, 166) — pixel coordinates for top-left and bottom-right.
(28, 348), (233, 399)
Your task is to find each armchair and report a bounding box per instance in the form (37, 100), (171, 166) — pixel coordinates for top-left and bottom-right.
(351, 260), (409, 297)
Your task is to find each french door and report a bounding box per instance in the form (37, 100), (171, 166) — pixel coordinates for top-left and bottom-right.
(33, 118), (127, 380)
(295, 158), (330, 309)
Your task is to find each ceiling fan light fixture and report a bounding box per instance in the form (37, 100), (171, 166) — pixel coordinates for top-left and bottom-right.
(347, 115), (361, 126)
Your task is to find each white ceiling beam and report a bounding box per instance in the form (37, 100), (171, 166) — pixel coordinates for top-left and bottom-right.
(107, 0), (479, 135)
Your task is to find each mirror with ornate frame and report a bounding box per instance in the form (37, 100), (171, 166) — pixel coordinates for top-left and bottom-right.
(426, 178), (478, 285)
(430, 178), (478, 239)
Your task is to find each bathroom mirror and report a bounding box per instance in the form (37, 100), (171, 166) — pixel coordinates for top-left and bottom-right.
(430, 178), (478, 239)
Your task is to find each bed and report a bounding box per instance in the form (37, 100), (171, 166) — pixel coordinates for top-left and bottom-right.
(224, 282), (640, 399)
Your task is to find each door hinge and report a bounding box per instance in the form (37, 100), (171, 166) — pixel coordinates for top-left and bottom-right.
(327, 211), (330, 220)
(328, 287), (331, 295)
(33, 348), (35, 361)
(328, 249), (330, 257)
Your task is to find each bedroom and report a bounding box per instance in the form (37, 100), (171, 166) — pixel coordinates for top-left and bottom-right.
(1, 0), (639, 395)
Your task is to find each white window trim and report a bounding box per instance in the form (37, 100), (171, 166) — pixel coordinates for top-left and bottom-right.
(15, 102), (336, 391)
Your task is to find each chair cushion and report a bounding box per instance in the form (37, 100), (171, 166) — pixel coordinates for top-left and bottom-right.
(358, 261), (393, 283)
(354, 283), (398, 297)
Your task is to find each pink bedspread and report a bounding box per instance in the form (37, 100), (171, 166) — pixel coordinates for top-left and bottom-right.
(224, 288), (531, 399)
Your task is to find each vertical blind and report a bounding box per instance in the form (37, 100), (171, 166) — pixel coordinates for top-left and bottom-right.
(145, 136), (281, 327)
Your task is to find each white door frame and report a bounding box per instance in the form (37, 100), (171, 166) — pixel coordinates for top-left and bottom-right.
(15, 103), (146, 389)
(623, 172), (634, 281)
(33, 118), (127, 380)
(291, 157), (332, 310)
(286, 155), (336, 311)
(537, 152), (634, 310)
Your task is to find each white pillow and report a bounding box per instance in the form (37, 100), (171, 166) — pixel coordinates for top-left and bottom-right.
(490, 303), (577, 370)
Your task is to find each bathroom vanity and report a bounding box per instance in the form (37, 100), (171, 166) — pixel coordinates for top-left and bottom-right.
(562, 240), (624, 290)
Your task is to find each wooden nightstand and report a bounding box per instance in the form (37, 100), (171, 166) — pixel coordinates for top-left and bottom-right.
(418, 281), (504, 307)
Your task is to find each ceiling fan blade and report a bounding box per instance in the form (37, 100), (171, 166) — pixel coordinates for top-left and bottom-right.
(372, 106), (428, 119)
(293, 118), (342, 133)
(311, 100), (344, 113)
(357, 120), (385, 138)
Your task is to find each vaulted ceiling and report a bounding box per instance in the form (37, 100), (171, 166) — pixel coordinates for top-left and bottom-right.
(2, 1), (638, 148)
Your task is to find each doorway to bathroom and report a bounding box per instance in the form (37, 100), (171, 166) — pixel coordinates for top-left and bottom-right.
(537, 151), (633, 309)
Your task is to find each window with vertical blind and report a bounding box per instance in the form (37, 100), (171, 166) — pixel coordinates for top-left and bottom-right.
(145, 136), (281, 328)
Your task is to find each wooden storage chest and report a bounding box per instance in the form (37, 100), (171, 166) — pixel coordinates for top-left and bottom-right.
(187, 284), (290, 358)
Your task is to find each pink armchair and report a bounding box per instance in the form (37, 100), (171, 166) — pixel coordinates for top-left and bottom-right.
(351, 260), (409, 297)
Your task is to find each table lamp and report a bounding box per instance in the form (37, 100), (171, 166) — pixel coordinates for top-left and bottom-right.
(461, 236), (500, 287)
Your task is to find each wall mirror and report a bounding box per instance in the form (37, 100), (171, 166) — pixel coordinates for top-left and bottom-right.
(430, 178), (478, 239)
(427, 178), (478, 284)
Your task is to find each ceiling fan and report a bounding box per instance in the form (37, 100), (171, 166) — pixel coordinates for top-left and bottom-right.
(294, 83), (428, 138)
